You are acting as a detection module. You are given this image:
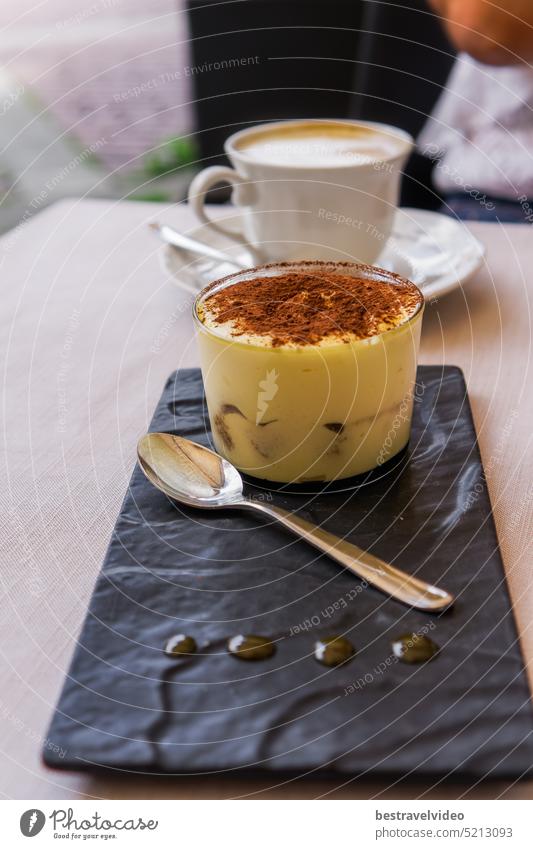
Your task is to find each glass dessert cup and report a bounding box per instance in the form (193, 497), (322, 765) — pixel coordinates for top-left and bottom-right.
(193, 261), (424, 484)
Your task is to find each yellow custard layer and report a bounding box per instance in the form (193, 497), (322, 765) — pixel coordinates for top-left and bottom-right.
(196, 314), (423, 483)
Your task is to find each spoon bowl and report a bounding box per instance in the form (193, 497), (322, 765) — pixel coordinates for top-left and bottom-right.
(138, 432), (243, 507)
(137, 433), (454, 612)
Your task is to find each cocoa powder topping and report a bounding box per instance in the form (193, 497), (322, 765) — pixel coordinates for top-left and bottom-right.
(199, 264), (423, 347)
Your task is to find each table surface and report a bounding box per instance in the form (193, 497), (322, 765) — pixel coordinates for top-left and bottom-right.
(1, 199), (532, 800)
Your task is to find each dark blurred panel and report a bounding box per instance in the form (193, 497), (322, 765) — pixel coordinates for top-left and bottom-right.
(352, 0), (455, 138)
(351, 0), (456, 208)
(185, 0), (456, 208)
(186, 0), (364, 167)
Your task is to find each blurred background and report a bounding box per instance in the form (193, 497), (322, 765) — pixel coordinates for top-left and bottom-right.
(0, 0), (455, 234)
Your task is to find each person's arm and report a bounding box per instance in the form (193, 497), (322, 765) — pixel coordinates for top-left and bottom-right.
(429, 0), (533, 65)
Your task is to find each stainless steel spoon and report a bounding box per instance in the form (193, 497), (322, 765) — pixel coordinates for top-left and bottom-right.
(137, 433), (454, 612)
(149, 221), (246, 269)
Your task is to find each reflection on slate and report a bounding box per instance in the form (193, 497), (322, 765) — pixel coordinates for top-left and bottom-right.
(44, 367), (533, 777)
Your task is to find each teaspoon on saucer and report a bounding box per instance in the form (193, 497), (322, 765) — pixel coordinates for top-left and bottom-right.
(150, 221), (246, 269)
(137, 433), (454, 612)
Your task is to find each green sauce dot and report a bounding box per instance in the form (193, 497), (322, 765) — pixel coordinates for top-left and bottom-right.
(392, 632), (439, 663)
(227, 634), (275, 661)
(164, 634), (197, 658)
(314, 635), (355, 667)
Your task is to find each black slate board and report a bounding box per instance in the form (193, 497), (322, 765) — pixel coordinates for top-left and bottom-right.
(44, 366), (533, 778)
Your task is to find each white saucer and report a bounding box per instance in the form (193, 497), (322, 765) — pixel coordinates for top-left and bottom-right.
(160, 207), (485, 301)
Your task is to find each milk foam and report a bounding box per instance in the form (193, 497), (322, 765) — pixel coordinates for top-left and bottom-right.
(235, 122), (404, 167)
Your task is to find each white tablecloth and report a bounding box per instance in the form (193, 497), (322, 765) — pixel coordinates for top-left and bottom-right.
(1, 199), (532, 799)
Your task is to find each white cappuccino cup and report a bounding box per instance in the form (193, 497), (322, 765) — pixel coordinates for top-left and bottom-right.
(188, 119), (413, 264)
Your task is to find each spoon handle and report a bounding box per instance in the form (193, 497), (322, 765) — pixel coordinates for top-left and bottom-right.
(150, 222), (245, 268)
(242, 501), (454, 611)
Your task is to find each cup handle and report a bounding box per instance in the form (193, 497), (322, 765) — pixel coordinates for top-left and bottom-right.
(188, 165), (257, 251)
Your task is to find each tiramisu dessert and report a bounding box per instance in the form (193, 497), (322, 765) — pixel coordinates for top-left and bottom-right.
(194, 261), (424, 483)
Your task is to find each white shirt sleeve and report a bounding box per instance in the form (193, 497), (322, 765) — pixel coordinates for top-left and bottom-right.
(418, 54), (533, 200)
